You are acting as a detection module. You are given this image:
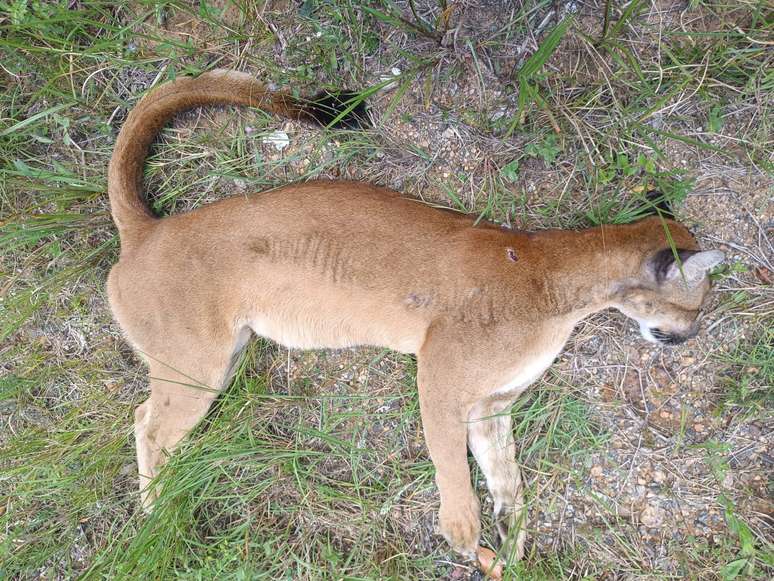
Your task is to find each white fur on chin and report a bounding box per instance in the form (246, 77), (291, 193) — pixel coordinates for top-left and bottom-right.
(638, 322), (660, 344)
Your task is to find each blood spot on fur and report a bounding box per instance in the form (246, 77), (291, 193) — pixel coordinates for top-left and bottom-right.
(506, 248), (518, 262)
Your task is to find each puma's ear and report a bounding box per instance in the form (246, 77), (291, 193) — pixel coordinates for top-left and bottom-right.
(665, 250), (725, 285)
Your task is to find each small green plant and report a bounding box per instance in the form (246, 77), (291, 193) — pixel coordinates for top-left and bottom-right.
(500, 159), (520, 183)
(716, 325), (773, 415)
(585, 152), (694, 225)
(692, 443), (771, 579)
(708, 104), (724, 132)
(525, 134), (562, 165)
(719, 495), (761, 580)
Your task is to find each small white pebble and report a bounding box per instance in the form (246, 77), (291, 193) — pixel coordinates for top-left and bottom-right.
(263, 130), (289, 151)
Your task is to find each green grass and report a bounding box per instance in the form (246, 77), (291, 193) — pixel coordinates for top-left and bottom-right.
(716, 323), (773, 416)
(2, 343), (603, 578)
(1, 0), (772, 579)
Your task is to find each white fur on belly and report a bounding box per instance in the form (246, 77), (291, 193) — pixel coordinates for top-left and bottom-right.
(248, 315), (421, 353)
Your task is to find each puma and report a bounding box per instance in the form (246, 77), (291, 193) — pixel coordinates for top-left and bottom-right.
(106, 69), (724, 564)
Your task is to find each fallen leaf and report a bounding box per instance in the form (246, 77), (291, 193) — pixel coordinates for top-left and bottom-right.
(477, 546), (503, 580)
(754, 266), (771, 285)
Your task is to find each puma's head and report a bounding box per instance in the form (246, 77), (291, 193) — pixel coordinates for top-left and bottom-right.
(613, 248), (725, 345)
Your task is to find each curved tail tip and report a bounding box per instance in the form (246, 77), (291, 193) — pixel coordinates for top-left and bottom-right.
(302, 91), (369, 129)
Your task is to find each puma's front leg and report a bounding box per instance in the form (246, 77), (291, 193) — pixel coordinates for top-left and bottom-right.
(468, 399), (527, 561)
(417, 349), (480, 559)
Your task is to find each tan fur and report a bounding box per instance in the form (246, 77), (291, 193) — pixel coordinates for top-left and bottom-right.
(106, 70), (723, 561)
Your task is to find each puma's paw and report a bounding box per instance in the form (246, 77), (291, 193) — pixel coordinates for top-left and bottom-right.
(438, 496), (481, 559)
(493, 504), (526, 561)
(139, 477), (160, 514)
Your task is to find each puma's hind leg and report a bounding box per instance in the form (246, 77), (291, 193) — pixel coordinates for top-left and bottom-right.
(467, 399), (527, 561)
(133, 338), (245, 511)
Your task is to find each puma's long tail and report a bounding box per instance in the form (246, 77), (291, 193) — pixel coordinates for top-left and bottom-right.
(108, 69), (366, 248)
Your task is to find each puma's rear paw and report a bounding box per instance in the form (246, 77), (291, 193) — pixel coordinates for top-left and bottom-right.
(438, 496), (481, 559)
(138, 474), (161, 514)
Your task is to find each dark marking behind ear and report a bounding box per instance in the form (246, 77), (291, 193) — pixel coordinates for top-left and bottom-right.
(651, 248), (698, 283)
(506, 248), (518, 262)
(645, 190), (675, 219)
(297, 91), (368, 129)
